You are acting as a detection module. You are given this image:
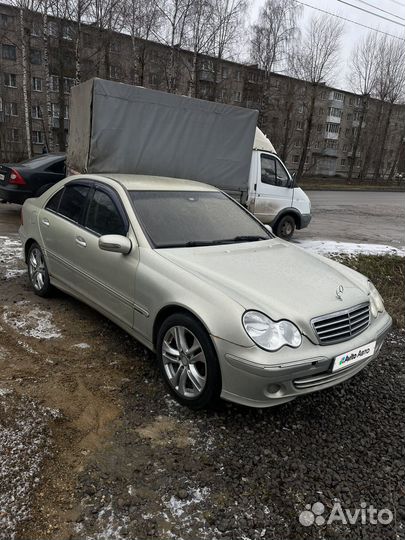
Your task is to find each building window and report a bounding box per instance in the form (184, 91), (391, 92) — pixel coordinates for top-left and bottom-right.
(294, 140), (301, 147)
(328, 107), (342, 118)
(297, 103), (304, 114)
(4, 73), (16, 87)
(148, 72), (158, 85)
(109, 65), (120, 80)
(32, 77), (43, 91)
(32, 130), (44, 144)
(292, 155), (299, 163)
(50, 75), (59, 92)
(333, 91), (344, 101)
(32, 105), (42, 119)
(0, 13), (14, 28)
(30, 48), (42, 65)
(321, 91), (327, 100)
(325, 139), (338, 149)
(235, 70), (241, 81)
(31, 21), (42, 37)
(317, 124), (322, 133)
(233, 91), (241, 102)
(318, 107), (324, 116)
(48, 21), (59, 37)
(341, 158), (346, 166)
(109, 40), (120, 52)
(296, 120), (303, 130)
(343, 144), (348, 151)
(5, 102), (18, 116)
(82, 33), (92, 47)
(63, 24), (74, 40)
(7, 128), (20, 142)
(63, 77), (74, 93)
(221, 67), (228, 79)
(2, 44), (17, 60)
(326, 123), (339, 134)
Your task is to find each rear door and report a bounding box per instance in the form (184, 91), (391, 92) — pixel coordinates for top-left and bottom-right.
(254, 153), (293, 224)
(38, 181), (92, 288)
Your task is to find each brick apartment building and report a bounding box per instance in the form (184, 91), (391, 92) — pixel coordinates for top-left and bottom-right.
(1, 1), (404, 179)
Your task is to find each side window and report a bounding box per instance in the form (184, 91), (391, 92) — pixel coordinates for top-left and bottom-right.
(261, 155), (277, 186)
(46, 160), (65, 174)
(85, 189), (126, 236)
(45, 188), (63, 212)
(261, 154), (290, 188)
(58, 185), (90, 223)
(275, 160), (290, 187)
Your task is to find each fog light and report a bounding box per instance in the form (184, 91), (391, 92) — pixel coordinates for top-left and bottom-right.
(267, 383), (281, 395)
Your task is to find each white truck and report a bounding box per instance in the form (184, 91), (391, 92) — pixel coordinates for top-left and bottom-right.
(68, 78), (311, 239)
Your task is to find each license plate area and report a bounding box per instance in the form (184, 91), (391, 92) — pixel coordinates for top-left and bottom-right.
(333, 341), (376, 372)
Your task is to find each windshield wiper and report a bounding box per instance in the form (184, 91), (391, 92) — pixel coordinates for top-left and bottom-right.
(183, 235), (268, 247)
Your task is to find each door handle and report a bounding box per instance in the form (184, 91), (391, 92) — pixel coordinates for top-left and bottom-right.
(41, 218), (50, 226)
(75, 236), (87, 248)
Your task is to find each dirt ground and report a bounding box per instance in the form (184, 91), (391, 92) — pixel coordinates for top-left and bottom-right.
(0, 202), (404, 540)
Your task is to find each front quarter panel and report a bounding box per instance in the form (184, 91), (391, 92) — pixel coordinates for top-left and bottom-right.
(133, 248), (253, 349)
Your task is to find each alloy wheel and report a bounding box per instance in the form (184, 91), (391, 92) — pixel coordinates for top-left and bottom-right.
(29, 247), (46, 292)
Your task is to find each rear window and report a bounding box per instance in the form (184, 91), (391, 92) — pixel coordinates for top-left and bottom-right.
(58, 185), (90, 223)
(19, 154), (65, 169)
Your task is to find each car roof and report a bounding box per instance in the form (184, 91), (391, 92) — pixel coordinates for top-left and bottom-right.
(81, 173), (219, 192)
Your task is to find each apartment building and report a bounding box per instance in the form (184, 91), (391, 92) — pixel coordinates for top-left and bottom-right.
(1, 1), (404, 180)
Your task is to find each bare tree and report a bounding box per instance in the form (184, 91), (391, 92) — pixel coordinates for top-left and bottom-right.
(347, 31), (378, 182)
(372, 36), (405, 180)
(289, 14), (344, 181)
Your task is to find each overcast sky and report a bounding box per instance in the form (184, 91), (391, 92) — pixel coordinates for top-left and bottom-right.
(247, 0), (405, 90)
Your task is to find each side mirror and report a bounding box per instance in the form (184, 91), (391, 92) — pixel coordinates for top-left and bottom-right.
(291, 172), (296, 188)
(264, 224), (273, 234)
(99, 234), (132, 254)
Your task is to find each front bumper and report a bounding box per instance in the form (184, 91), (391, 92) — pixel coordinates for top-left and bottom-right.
(213, 312), (392, 408)
(299, 213), (312, 229)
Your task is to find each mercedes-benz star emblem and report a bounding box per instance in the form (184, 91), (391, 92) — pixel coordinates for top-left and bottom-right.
(336, 285), (344, 301)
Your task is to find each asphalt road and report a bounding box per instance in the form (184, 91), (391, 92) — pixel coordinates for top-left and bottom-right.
(295, 190), (405, 248)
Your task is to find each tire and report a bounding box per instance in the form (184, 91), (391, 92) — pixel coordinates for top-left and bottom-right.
(275, 215), (296, 240)
(27, 242), (52, 297)
(36, 184), (53, 197)
(156, 313), (222, 409)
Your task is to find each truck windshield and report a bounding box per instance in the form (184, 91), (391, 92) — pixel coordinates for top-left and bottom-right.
(129, 191), (271, 248)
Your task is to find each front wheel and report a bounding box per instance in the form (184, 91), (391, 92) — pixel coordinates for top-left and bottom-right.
(28, 243), (52, 297)
(156, 313), (221, 409)
(275, 215), (296, 240)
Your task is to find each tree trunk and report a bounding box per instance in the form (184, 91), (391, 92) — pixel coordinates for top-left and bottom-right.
(373, 102), (393, 181)
(296, 87), (316, 182)
(280, 102), (293, 163)
(42, 8), (53, 152)
(20, 7), (32, 159)
(347, 96), (368, 183)
(388, 130), (405, 181)
(360, 101), (383, 180)
(57, 28), (66, 151)
(74, 7), (82, 84)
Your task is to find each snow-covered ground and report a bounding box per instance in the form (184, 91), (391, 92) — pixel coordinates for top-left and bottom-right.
(295, 240), (405, 257)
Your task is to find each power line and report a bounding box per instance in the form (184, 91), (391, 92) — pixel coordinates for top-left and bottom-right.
(351, 0), (405, 21)
(337, 0), (405, 27)
(385, 0), (404, 7)
(294, 1), (405, 41)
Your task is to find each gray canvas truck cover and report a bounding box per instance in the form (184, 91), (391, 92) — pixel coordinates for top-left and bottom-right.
(67, 78), (258, 194)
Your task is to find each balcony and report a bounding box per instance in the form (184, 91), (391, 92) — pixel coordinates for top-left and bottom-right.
(352, 120), (366, 128)
(325, 131), (339, 140)
(199, 70), (214, 82)
(322, 147), (338, 157)
(326, 114), (341, 124)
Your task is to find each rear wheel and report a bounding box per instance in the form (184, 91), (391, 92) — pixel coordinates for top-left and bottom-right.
(157, 313), (221, 409)
(275, 215), (296, 240)
(28, 243), (52, 297)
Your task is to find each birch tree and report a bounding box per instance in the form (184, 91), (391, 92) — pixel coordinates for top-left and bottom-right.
(347, 32), (378, 182)
(289, 14), (344, 181)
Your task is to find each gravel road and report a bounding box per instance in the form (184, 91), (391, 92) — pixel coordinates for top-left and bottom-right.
(0, 201), (404, 540)
(295, 191), (405, 248)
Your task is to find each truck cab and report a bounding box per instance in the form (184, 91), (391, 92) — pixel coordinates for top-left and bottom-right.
(247, 129), (311, 240)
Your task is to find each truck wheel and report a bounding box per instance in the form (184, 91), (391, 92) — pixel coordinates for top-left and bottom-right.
(157, 313), (221, 409)
(276, 215), (295, 240)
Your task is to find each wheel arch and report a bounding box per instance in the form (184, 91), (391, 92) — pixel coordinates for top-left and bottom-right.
(24, 238), (38, 263)
(272, 208), (302, 230)
(152, 304), (212, 348)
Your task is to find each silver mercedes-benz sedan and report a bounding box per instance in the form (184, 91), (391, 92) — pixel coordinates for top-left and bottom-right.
(19, 174), (392, 409)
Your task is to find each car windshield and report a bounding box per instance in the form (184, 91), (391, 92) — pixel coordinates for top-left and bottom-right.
(129, 190), (271, 248)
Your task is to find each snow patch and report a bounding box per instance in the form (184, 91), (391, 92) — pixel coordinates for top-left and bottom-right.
(165, 487), (210, 518)
(0, 235), (25, 280)
(73, 342), (91, 349)
(296, 240), (405, 257)
(3, 306), (61, 339)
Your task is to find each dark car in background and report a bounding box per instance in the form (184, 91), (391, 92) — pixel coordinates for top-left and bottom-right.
(0, 153), (66, 205)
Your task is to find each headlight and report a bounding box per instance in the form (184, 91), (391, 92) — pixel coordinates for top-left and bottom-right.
(369, 281), (384, 318)
(242, 311), (302, 351)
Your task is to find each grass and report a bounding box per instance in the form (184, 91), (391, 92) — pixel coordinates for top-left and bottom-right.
(338, 255), (405, 328)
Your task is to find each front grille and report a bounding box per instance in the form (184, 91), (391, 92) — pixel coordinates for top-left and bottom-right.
(312, 303), (370, 345)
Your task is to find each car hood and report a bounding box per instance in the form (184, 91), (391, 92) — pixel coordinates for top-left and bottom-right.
(158, 239), (370, 338)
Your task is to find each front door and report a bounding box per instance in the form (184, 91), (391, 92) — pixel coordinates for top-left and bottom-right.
(254, 153), (293, 224)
